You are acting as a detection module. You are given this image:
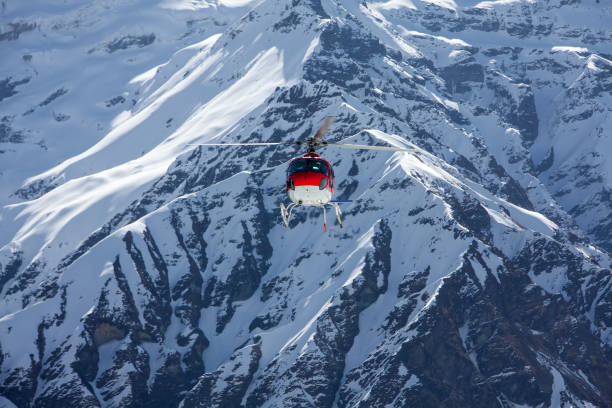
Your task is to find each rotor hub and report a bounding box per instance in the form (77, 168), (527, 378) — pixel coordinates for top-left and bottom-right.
(305, 138), (328, 154)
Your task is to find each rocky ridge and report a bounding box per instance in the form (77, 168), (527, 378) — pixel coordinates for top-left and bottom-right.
(1, 0), (611, 407)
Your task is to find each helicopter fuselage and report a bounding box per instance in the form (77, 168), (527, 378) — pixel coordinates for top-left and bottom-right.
(286, 153), (334, 206)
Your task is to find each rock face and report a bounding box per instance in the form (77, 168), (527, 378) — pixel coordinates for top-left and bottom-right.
(1, 0), (611, 407)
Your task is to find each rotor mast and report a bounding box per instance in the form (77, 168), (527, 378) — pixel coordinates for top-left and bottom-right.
(305, 116), (335, 154)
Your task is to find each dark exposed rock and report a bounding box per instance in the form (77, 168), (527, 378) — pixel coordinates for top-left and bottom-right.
(105, 95), (126, 107)
(13, 178), (59, 200)
(272, 11), (301, 32)
(0, 77), (30, 102)
(180, 329), (209, 381)
(0, 116), (26, 144)
(0, 252), (22, 295)
(448, 195), (491, 243)
(535, 147), (554, 174)
(5, 260), (47, 304)
(589, 193), (612, 254)
(319, 22), (385, 63)
(516, 86), (539, 144)
(123, 230), (171, 342)
(182, 344), (262, 408)
(95, 342), (149, 408)
(2, 1), (612, 407)
(487, 157), (534, 210)
(146, 352), (188, 408)
(34, 378), (101, 408)
(0, 21), (36, 41)
(440, 60), (484, 93)
(170, 209), (207, 327)
(52, 112), (70, 122)
(82, 257), (143, 343)
(296, 0), (329, 19)
(452, 154), (481, 180)
(0, 322), (47, 407)
(39, 88), (68, 107)
(384, 267), (430, 333)
(249, 312), (282, 331)
(485, 71), (539, 146)
(104, 34), (156, 53)
(303, 21), (388, 91)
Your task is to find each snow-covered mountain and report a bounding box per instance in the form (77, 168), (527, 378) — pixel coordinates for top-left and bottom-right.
(1, 0), (611, 407)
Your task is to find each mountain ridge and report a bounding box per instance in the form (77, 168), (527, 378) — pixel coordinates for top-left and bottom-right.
(1, 0), (611, 407)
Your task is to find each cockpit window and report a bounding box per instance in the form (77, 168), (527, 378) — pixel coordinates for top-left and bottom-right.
(288, 159), (329, 176)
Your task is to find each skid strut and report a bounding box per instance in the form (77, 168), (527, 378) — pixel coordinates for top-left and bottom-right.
(331, 202), (343, 228)
(322, 205), (327, 232)
(280, 202), (297, 228)
(281, 202), (344, 231)
(321, 203), (343, 232)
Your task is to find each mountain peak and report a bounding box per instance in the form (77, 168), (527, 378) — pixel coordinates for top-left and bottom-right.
(1, 0), (611, 407)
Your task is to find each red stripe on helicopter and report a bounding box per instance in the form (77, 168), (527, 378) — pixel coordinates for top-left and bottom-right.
(287, 172), (333, 192)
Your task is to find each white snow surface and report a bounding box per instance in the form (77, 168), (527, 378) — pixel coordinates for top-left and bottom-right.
(0, 0), (611, 407)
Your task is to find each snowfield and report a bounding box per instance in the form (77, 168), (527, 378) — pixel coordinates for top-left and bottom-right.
(1, 0), (611, 407)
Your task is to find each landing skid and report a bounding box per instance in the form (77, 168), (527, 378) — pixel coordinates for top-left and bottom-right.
(280, 202), (297, 228)
(280, 202), (344, 231)
(330, 202), (343, 229)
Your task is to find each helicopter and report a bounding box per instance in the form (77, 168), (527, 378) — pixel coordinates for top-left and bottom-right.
(191, 117), (414, 231)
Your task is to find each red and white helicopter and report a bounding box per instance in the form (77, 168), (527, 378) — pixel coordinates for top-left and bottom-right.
(193, 117), (413, 231)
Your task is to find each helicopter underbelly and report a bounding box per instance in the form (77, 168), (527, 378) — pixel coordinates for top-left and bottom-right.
(288, 186), (332, 206)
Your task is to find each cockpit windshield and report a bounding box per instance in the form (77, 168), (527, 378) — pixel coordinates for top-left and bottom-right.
(288, 158), (329, 176)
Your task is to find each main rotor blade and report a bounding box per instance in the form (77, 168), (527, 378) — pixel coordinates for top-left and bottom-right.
(189, 141), (297, 147)
(312, 116), (335, 141)
(325, 142), (414, 152)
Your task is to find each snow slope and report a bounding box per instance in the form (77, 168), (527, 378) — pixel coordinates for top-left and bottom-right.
(1, 0), (611, 407)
